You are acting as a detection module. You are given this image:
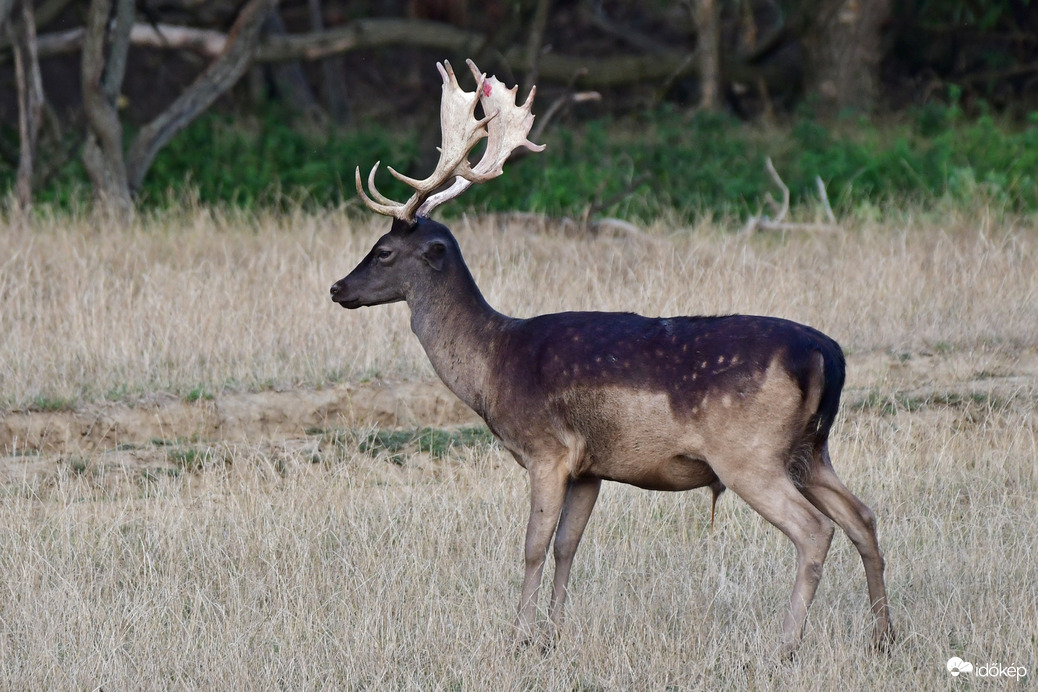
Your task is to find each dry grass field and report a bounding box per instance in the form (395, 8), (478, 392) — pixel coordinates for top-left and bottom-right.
(1, 206), (1036, 689)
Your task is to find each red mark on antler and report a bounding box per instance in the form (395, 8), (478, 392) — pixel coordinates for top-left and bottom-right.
(483, 82), (492, 97)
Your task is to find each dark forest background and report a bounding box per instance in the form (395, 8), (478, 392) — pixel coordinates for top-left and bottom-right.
(2, 0), (1038, 220)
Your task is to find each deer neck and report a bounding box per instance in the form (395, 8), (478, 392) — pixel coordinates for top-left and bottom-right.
(406, 265), (505, 417)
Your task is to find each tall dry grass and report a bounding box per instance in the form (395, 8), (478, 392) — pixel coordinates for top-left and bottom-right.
(1, 205), (1037, 688)
(0, 400), (1034, 689)
(1, 205), (1036, 409)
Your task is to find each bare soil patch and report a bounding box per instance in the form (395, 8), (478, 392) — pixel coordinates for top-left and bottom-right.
(3, 348), (1034, 484)
(0, 377), (480, 483)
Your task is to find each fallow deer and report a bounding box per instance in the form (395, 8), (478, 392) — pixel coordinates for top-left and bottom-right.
(330, 59), (893, 658)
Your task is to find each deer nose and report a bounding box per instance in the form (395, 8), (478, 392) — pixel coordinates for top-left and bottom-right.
(330, 280), (343, 300)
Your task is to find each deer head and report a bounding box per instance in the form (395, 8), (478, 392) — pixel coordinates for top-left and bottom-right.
(330, 216), (464, 309)
(331, 59), (544, 310)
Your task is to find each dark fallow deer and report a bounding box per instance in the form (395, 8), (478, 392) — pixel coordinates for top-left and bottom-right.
(330, 59), (893, 659)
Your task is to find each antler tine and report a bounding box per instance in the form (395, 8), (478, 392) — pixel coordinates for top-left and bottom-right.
(355, 163), (412, 221)
(365, 162), (400, 206)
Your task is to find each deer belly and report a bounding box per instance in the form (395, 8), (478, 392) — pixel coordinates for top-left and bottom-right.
(592, 452), (718, 491)
(565, 387), (716, 491)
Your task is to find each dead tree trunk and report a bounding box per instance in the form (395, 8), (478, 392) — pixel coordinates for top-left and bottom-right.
(308, 0), (349, 124)
(80, 0), (134, 215)
(259, 6), (319, 117)
(0, 0), (13, 32)
(800, 0), (891, 115)
(9, 0), (44, 210)
(690, 0), (722, 111)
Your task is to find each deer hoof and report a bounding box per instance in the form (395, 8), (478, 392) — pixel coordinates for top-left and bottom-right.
(873, 622), (896, 655)
(771, 640), (798, 664)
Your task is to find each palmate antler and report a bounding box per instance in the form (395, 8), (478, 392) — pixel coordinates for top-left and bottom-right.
(356, 59), (546, 223)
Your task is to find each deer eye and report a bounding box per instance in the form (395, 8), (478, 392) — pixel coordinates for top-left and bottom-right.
(376, 248), (393, 262)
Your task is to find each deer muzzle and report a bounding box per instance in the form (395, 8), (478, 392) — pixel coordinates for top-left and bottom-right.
(329, 278), (363, 309)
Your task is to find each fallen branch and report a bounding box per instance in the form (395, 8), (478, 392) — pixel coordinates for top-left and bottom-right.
(509, 71), (600, 163)
(743, 157), (840, 234)
(36, 22), (227, 57)
(584, 172), (652, 227)
(26, 17), (696, 88)
(482, 211), (648, 240)
(529, 85), (600, 142)
(816, 174), (836, 224)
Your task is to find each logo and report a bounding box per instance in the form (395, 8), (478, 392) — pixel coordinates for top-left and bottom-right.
(947, 656), (1027, 680)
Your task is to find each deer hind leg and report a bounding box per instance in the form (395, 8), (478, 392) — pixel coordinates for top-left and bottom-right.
(548, 476), (602, 634)
(722, 463), (835, 660)
(516, 460), (570, 644)
(799, 443), (893, 651)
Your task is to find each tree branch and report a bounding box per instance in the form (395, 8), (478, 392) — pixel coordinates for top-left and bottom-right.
(584, 172), (652, 226)
(102, 0), (133, 100)
(522, 0), (553, 99)
(125, 0), (278, 193)
(35, 22), (228, 57)
(256, 17), (483, 62)
(259, 5), (318, 117)
(0, 0), (74, 52)
(530, 89), (600, 143)
(585, 1), (665, 55)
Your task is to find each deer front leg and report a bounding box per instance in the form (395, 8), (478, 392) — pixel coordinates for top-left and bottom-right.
(548, 477), (602, 634)
(515, 461), (569, 645)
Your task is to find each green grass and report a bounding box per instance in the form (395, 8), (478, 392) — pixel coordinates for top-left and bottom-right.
(63, 457), (90, 475)
(167, 445), (220, 471)
(186, 386), (215, 403)
(850, 389), (1014, 416)
(6, 104), (1038, 220)
(29, 395), (77, 413)
(325, 426), (497, 465)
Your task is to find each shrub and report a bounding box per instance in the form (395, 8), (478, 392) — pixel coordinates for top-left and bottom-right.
(4, 105), (1037, 219)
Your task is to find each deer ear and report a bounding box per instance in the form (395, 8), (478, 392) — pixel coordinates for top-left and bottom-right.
(421, 240), (447, 271)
